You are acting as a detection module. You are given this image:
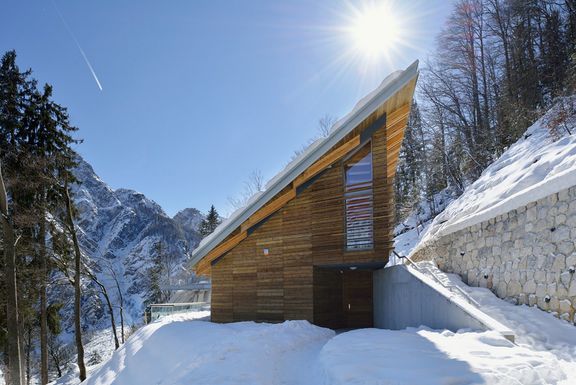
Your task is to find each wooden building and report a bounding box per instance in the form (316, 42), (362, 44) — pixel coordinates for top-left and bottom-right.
(191, 62), (419, 329)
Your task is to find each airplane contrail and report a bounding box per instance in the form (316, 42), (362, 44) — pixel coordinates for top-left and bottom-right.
(52, 1), (103, 91)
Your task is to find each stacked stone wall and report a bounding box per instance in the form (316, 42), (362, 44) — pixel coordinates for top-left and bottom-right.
(412, 186), (576, 323)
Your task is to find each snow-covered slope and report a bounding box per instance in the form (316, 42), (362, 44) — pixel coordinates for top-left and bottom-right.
(391, 188), (458, 264)
(417, 97), (576, 248)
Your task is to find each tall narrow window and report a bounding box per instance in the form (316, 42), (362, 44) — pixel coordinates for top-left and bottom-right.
(344, 142), (373, 250)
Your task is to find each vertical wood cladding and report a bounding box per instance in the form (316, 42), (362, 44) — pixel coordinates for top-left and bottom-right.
(210, 119), (392, 325)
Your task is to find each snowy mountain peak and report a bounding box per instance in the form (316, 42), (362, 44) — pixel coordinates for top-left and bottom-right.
(68, 155), (202, 325)
(173, 208), (204, 234)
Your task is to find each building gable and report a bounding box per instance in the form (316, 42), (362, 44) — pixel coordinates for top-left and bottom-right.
(192, 61), (419, 276)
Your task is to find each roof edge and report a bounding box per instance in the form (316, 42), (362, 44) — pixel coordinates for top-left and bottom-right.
(191, 60), (419, 266)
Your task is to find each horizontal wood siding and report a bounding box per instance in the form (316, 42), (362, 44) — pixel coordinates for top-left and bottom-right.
(210, 102), (404, 325)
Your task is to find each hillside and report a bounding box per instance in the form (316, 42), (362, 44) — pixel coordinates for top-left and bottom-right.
(415, 97), (576, 250)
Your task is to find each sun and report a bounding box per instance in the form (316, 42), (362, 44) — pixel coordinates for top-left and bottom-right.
(347, 2), (402, 62)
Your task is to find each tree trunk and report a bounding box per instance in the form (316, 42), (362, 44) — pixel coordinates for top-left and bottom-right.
(0, 157), (23, 385)
(25, 326), (31, 385)
(89, 273), (120, 350)
(64, 182), (86, 382)
(48, 339), (63, 378)
(39, 217), (49, 385)
(111, 270), (125, 344)
(102, 285), (120, 350)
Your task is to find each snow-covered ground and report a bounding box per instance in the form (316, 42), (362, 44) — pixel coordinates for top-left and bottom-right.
(414, 261), (576, 380)
(418, 96), (576, 247)
(62, 292), (576, 385)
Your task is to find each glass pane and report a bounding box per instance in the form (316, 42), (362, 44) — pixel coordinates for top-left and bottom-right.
(344, 143), (373, 250)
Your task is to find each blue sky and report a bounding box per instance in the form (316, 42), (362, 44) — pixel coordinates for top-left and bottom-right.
(2, 0), (453, 217)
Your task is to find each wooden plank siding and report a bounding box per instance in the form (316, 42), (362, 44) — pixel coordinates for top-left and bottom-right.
(202, 75), (417, 325)
(209, 100), (408, 324)
(195, 77), (416, 276)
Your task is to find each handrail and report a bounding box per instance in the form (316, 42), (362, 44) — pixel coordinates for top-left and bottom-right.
(391, 250), (480, 308)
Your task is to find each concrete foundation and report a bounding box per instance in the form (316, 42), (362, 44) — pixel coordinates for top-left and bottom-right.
(373, 265), (514, 341)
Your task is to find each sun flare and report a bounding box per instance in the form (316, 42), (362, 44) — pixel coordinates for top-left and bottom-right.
(347, 2), (402, 62)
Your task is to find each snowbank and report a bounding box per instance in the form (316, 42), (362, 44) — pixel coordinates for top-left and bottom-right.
(71, 305), (576, 385)
(80, 316), (334, 385)
(414, 261), (576, 382)
(424, 264), (576, 352)
(417, 97), (576, 248)
(320, 328), (565, 385)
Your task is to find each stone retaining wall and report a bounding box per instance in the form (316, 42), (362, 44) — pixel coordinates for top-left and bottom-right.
(411, 185), (576, 323)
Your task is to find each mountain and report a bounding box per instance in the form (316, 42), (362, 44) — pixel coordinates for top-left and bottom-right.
(173, 208), (204, 246)
(66, 157), (203, 327)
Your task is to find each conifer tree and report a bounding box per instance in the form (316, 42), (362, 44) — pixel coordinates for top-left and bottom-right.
(199, 205), (221, 238)
(0, 50), (80, 383)
(394, 102), (425, 222)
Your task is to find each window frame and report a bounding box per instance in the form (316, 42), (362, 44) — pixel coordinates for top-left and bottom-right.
(343, 141), (374, 252)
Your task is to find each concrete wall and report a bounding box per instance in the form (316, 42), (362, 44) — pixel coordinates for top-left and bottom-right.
(373, 265), (511, 337)
(412, 186), (576, 323)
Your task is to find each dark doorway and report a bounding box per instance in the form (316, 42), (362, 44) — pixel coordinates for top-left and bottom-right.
(313, 266), (373, 329)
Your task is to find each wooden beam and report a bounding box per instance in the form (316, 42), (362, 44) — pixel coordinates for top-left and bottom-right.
(196, 105), (411, 272)
(196, 134), (364, 271)
(241, 188), (296, 232)
(386, 145), (403, 163)
(386, 103), (410, 127)
(385, 104), (411, 180)
(386, 118), (408, 140)
(293, 135), (361, 188)
(196, 230), (248, 275)
(195, 261), (211, 276)
(387, 137), (405, 158)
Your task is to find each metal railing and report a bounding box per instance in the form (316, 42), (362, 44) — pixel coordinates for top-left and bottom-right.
(144, 302), (210, 324)
(392, 250), (480, 308)
(159, 281), (211, 291)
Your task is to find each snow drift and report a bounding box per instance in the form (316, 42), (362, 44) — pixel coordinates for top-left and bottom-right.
(70, 301), (576, 385)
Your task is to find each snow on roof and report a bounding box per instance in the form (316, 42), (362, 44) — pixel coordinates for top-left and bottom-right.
(414, 96), (576, 251)
(191, 60), (419, 265)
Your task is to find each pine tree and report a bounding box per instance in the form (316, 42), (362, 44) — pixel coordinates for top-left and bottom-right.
(145, 241), (174, 305)
(199, 205), (221, 238)
(0, 50), (80, 383)
(394, 102), (425, 223)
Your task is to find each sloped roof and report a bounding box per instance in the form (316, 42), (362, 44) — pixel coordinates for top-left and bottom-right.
(191, 60), (419, 266)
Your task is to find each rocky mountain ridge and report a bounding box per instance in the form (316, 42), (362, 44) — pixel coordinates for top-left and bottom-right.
(68, 157), (203, 327)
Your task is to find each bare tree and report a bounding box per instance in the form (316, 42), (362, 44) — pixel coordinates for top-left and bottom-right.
(244, 170), (264, 198)
(106, 264), (126, 344)
(47, 334), (72, 379)
(228, 170), (265, 210)
(317, 114), (337, 138)
(83, 266), (120, 350)
(39, 216), (49, 385)
(290, 114), (338, 161)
